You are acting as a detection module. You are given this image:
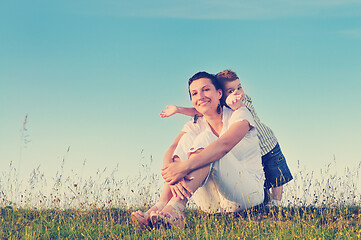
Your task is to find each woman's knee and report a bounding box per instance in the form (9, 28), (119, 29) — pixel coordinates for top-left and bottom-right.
(173, 132), (197, 161)
(185, 164), (212, 193)
(195, 131), (218, 145)
(188, 131), (218, 155)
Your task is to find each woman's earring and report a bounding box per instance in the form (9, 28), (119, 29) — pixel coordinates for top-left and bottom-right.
(217, 104), (221, 114)
(193, 114), (198, 123)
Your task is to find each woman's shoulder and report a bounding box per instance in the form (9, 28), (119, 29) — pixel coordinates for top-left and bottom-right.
(183, 115), (208, 134)
(229, 106), (255, 125)
(230, 106), (252, 116)
(223, 106), (233, 115)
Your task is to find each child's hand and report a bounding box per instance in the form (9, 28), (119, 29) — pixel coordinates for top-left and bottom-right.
(226, 93), (243, 111)
(160, 105), (178, 118)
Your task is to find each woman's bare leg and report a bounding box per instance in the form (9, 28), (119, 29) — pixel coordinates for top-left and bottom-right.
(160, 164), (210, 207)
(131, 180), (174, 228)
(142, 184), (173, 215)
(153, 152), (211, 227)
(132, 157), (185, 225)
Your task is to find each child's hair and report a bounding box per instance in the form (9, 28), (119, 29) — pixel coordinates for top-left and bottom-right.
(215, 69), (239, 83)
(215, 69), (240, 107)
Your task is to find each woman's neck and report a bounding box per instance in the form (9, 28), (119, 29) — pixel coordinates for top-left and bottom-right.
(204, 109), (223, 137)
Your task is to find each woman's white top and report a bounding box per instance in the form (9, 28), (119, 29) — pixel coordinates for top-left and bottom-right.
(181, 107), (264, 175)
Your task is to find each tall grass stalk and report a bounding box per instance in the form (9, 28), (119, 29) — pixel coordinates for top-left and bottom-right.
(1, 154), (360, 239)
(18, 113), (30, 178)
(1, 149), (162, 210)
(1, 154), (360, 210)
(283, 159), (361, 207)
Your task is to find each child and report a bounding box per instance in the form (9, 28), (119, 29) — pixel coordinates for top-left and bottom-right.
(160, 70), (293, 206)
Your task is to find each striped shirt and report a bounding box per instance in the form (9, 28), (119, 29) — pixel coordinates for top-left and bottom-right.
(242, 94), (278, 156)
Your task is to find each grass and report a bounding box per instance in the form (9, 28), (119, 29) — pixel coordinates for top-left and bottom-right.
(1, 157), (361, 239)
(1, 156), (360, 239)
(1, 205), (360, 239)
(2, 118), (361, 239)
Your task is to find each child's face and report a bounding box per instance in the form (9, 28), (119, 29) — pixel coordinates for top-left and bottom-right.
(223, 79), (244, 98)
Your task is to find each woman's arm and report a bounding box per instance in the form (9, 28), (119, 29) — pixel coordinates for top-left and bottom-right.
(160, 105), (201, 118)
(162, 120), (250, 184)
(163, 131), (186, 167)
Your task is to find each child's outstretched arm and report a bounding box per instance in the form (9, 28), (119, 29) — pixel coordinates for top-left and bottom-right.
(160, 105), (200, 118)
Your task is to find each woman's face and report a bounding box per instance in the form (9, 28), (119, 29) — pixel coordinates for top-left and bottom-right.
(189, 78), (222, 116)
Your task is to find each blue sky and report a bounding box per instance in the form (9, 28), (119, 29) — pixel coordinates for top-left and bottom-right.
(1, 0), (361, 182)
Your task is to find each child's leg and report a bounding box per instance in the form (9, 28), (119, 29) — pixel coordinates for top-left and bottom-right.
(261, 143), (293, 202)
(271, 186), (283, 201)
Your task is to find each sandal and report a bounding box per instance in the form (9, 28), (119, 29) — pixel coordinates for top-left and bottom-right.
(150, 201), (185, 229)
(131, 211), (150, 230)
(131, 202), (166, 230)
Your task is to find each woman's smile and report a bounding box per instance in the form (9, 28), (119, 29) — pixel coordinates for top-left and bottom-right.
(197, 99), (210, 106)
(189, 78), (222, 115)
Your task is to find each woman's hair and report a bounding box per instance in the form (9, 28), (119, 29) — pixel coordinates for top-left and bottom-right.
(188, 71), (221, 99)
(188, 71), (223, 113)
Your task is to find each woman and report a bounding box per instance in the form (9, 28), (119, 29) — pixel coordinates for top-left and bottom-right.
(131, 71), (264, 229)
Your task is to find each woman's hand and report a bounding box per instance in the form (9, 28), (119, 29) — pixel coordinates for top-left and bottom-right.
(160, 105), (178, 118)
(162, 161), (189, 185)
(169, 178), (193, 200)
